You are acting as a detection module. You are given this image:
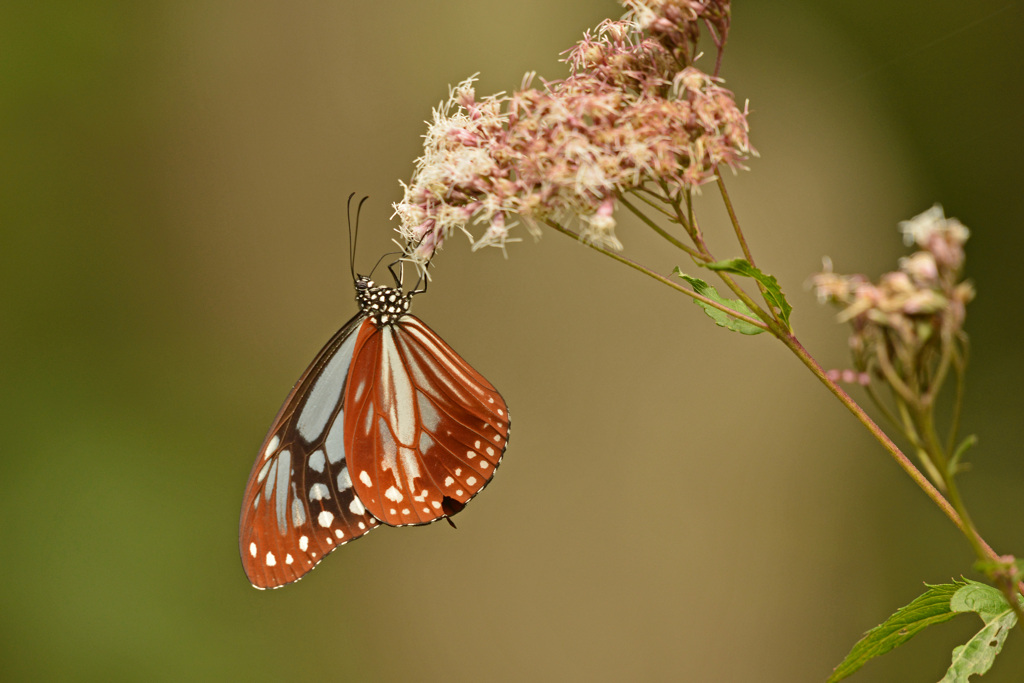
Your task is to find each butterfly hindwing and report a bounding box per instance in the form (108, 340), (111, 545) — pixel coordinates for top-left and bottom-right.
(343, 314), (510, 527)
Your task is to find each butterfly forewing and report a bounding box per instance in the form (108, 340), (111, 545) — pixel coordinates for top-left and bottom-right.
(239, 314), (380, 590)
(343, 315), (510, 527)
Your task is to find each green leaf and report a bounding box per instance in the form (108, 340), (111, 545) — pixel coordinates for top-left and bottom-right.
(940, 580), (1020, 682)
(704, 258), (793, 330)
(827, 583), (960, 682)
(672, 268), (764, 335)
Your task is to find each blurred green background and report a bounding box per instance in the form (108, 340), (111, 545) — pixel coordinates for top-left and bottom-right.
(3, 1), (1022, 680)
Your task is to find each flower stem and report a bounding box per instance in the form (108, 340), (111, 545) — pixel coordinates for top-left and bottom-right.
(542, 219), (767, 331)
(778, 336), (966, 532)
(619, 195), (701, 259)
(715, 171), (756, 266)
(545, 215), (1024, 608)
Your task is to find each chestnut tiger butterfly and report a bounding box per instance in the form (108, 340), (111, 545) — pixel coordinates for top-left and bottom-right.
(239, 198), (509, 589)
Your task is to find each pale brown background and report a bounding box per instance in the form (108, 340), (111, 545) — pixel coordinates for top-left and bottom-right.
(3, 1), (1023, 680)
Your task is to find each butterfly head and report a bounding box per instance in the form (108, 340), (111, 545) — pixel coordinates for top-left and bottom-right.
(355, 276), (414, 327)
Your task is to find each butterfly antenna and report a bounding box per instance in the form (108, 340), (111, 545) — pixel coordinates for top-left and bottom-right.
(347, 194), (370, 282)
(346, 193), (357, 281)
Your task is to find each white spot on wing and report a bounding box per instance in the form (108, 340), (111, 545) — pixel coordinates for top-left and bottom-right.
(285, 554), (293, 565)
(400, 447), (421, 488)
(418, 431), (435, 456)
(317, 510), (334, 527)
(349, 497), (365, 515)
(291, 493), (306, 527)
(249, 542), (257, 558)
(299, 535), (309, 551)
(385, 485), (403, 502)
(274, 450), (292, 532)
(377, 417), (398, 480)
(337, 467), (352, 491)
(263, 435), (280, 460)
(308, 450), (326, 473)
(266, 552), (276, 566)
(256, 458), (273, 484)
(262, 457), (279, 503)
(444, 476), (454, 487)
(359, 470), (372, 487)
(416, 391), (440, 431)
(467, 476), (477, 486)
(325, 410), (346, 464)
(309, 483), (330, 501)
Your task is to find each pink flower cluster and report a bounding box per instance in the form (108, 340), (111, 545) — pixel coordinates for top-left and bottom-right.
(811, 205), (974, 375)
(393, 0), (749, 268)
(622, 0), (731, 66)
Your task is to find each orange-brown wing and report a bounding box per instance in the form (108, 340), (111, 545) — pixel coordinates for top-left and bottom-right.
(343, 314), (509, 527)
(239, 314), (380, 590)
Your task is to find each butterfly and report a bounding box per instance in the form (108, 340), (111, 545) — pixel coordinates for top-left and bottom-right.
(239, 205), (509, 589)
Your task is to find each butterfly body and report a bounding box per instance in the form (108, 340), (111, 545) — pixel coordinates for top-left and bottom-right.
(240, 276), (509, 589)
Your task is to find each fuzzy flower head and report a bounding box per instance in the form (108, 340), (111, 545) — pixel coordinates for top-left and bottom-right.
(393, 0), (749, 270)
(898, 203), (970, 271)
(623, 0), (731, 66)
(811, 205), (974, 383)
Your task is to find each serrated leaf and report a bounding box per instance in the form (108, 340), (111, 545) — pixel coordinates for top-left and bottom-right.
(827, 583), (961, 682)
(673, 268), (764, 335)
(704, 258), (793, 330)
(940, 580), (1020, 682)
(950, 580), (1012, 621)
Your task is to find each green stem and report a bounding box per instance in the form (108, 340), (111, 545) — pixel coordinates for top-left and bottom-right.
(914, 407), (1024, 623)
(894, 398), (945, 490)
(546, 215), (1009, 560)
(544, 214), (1024, 608)
(874, 338), (919, 407)
(946, 341), (969, 456)
(923, 326), (956, 408)
(543, 219), (768, 332)
(715, 171), (756, 266)
(619, 195), (702, 259)
(778, 334), (979, 539)
(627, 187), (679, 222)
(662, 182), (701, 245)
